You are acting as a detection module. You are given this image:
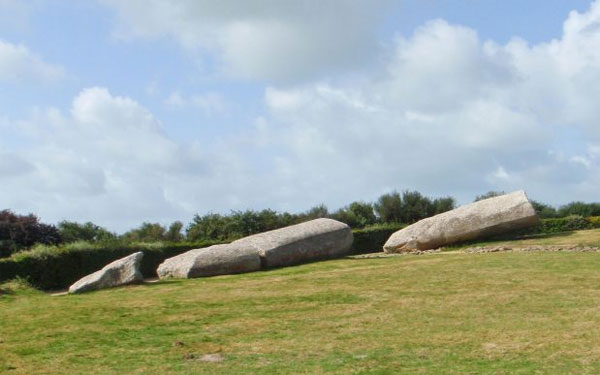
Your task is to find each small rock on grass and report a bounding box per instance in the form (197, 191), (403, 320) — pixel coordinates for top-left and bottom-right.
(182, 353), (225, 362)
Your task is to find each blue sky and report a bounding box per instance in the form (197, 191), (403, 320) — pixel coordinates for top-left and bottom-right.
(1, 0), (600, 232)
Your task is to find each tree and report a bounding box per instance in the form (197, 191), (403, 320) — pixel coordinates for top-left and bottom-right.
(432, 197), (456, 215)
(301, 204), (330, 221)
(57, 221), (116, 243)
(400, 190), (433, 223)
(186, 213), (232, 241)
(165, 221), (184, 242)
(332, 201), (376, 228)
(121, 222), (166, 242)
(558, 201), (600, 218)
(0, 210), (61, 258)
(374, 191), (403, 223)
(530, 201), (557, 219)
(474, 191), (505, 202)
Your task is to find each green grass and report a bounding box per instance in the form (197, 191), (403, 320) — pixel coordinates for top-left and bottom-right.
(3, 238), (600, 374)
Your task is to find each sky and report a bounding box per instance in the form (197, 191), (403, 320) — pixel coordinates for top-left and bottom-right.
(1, 0), (599, 232)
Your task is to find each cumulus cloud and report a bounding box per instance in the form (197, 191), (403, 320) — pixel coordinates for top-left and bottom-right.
(1, 87), (311, 231)
(0, 88), (195, 229)
(255, 2), (600, 206)
(101, 0), (390, 82)
(5, 2), (600, 231)
(0, 39), (64, 82)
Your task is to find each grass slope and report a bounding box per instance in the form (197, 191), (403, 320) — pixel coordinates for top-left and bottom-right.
(2, 231), (600, 374)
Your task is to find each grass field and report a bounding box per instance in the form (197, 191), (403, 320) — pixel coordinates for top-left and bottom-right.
(2, 230), (600, 374)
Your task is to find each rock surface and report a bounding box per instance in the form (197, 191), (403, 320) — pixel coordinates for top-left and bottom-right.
(383, 190), (539, 253)
(233, 218), (353, 268)
(157, 218), (353, 279)
(157, 243), (261, 279)
(69, 252), (144, 294)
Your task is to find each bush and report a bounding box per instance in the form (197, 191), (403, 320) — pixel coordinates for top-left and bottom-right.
(0, 240), (223, 290)
(587, 216), (600, 228)
(536, 215), (591, 233)
(0, 210), (61, 258)
(351, 223), (405, 254)
(558, 202), (600, 218)
(531, 200), (558, 219)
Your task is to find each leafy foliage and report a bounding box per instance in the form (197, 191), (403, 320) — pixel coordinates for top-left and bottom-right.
(374, 191), (403, 223)
(351, 223), (406, 254)
(474, 191), (506, 202)
(558, 201), (600, 218)
(374, 190), (455, 225)
(530, 200), (558, 219)
(57, 221), (116, 243)
(0, 210), (60, 258)
(332, 201), (377, 229)
(0, 240), (222, 290)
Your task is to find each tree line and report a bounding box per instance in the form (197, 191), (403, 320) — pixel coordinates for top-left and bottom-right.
(2, 190), (600, 258)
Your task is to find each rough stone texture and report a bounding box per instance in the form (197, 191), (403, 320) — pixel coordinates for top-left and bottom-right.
(157, 243), (261, 279)
(157, 218), (353, 279)
(233, 218), (353, 268)
(68, 252), (144, 294)
(383, 190), (539, 253)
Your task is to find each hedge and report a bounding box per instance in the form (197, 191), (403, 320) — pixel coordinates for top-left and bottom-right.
(3, 216), (600, 291)
(525, 215), (600, 234)
(0, 240), (223, 290)
(351, 223), (406, 255)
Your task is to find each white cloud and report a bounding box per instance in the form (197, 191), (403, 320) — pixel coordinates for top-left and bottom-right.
(102, 0), (390, 82)
(254, 1), (600, 206)
(0, 39), (64, 83)
(6, 2), (600, 231)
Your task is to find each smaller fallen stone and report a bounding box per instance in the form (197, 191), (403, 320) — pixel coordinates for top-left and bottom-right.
(173, 341), (185, 347)
(68, 252), (144, 294)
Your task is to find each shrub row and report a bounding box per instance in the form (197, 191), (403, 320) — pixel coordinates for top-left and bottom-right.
(0, 240), (222, 290)
(351, 223), (406, 255)
(528, 215), (600, 234)
(0, 224), (404, 290)
(2, 216), (599, 291)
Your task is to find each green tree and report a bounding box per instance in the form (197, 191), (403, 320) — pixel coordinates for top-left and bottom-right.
(165, 221), (184, 242)
(531, 201), (558, 219)
(401, 190), (432, 223)
(0, 210), (61, 257)
(333, 201), (376, 228)
(374, 191), (403, 223)
(474, 191), (505, 202)
(121, 222), (166, 242)
(186, 213), (232, 241)
(57, 221), (116, 243)
(558, 202), (600, 217)
(431, 197), (456, 215)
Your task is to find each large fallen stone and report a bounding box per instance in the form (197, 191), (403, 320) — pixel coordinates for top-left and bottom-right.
(383, 190), (538, 253)
(157, 218), (354, 279)
(157, 243), (261, 279)
(233, 218), (353, 268)
(69, 252), (144, 294)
